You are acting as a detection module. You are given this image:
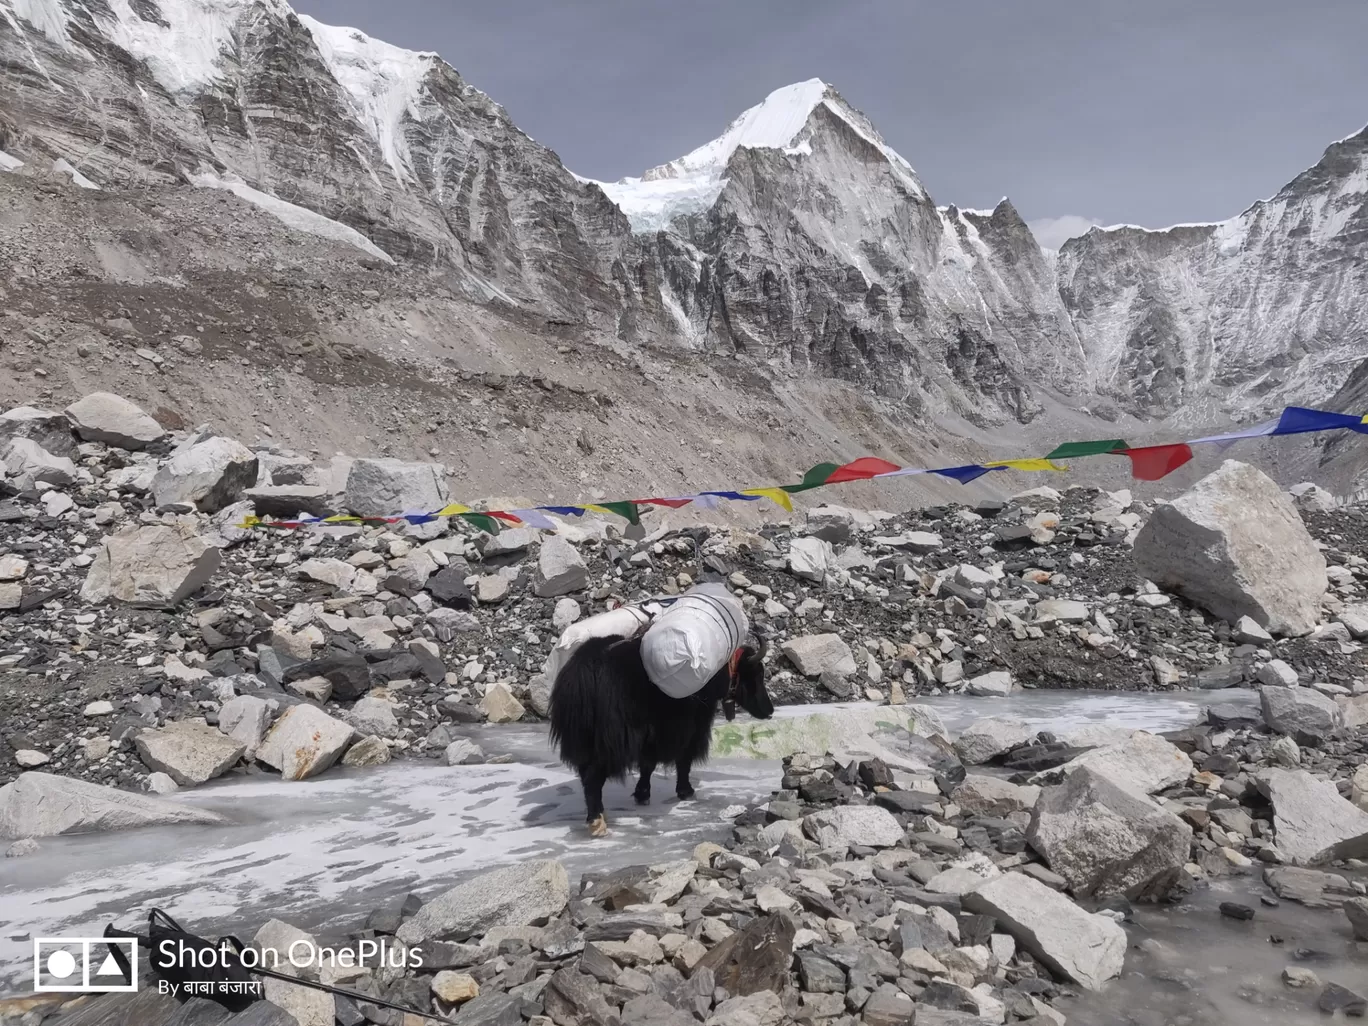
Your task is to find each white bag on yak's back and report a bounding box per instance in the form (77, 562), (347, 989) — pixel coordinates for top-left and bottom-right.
(544, 605), (651, 683)
(641, 583), (748, 699)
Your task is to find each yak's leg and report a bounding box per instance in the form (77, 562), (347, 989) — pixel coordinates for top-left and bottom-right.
(633, 761), (657, 805)
(582, 768), (609, 837)
(674, 757), (696, 801)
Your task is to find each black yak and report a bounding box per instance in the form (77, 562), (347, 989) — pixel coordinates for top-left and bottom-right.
(548, 633), (773, 836)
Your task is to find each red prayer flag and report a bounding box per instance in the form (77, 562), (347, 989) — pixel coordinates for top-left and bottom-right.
(1121, 443), (1193, 481)
(825, 457), (902, 484)
(638, 498), (694, 509)
(490, 511), (523, 523)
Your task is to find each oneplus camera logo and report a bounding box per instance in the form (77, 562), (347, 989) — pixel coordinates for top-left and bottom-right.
(33, 938), (138, 993)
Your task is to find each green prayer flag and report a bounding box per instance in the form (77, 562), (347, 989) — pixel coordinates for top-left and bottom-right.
(598, 501), (640, 524)
(782, 462), (840, 493)
(460, 513), (501, 536)
(1044, 439), (1129, 460)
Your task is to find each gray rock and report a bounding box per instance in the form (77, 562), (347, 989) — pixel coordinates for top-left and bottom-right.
(966, 670), (1014, 697)
(1345, 897), (1368, 941)
(964, 872), (1125, 990)
(781, 633), (856, 677)
(952, 775), (1040, 816)
(244, 484), (336, 518)
(1031, 730), (1193, 795)
(446, 739), (486, 765)
(0, 404), (75, 457)
(0, 772), (224, 839)
(535, 535), (590, 597)
(343, 458), (448, 517)
(802, 805), (904, 849)
(80, 522), (222, 606)
(3, 437), (77, 493)
(134, 721), (245, 787)
(1035, 598), (1089, 622)
(1028, 766), (1193, 900)
(340, 735), (391, 767)
(345, 696), (400, 738)
(255, 705), (356, 781)
(789, 536), (836, 582)
(64, 392), (166, 449)
(219, 695), (273, 757)
(954, 717), (1034, 765)
(1260, 685), (1343, 745)
(152, 436), (259, 512)
(1255, 768), (1368, 865)
(398, 859), (569, 945)
(1132, 460), (1327, 636)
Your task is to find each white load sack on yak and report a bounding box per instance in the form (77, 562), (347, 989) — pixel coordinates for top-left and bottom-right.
(640, 582), (748, 698)
(543, 582), (749, 700)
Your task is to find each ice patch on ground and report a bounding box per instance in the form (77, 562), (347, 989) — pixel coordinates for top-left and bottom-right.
(52, 158), (97, 189)
(300, 15), (438, 184)
(0, 149), (23, 172)
(189, 170), (395, 263)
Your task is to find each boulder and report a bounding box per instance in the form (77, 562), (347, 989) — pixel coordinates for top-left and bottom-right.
(1260, 685), (1343, 745)
(1030, 730), (1193, 796)
(534, 536), (589, 597)
(805, 505), (859, 544)
(134, 721), (245, 786)
(343, 458), (448, 517)
(789, 537), (835, 582)
(255, 705), (356, 781)
(480, 682), (524, 723)
(345, 697), (399, 738)
(966, 670), (1014, 697)
(692, 912), (795, 998)
(1132, 460), (1327, 636)
(1035, 599), (1088, 623)
(397, 859), (569, 945)
(3, 437), (77, 493)
(781, 634), (856, 677)
(1345, 897), (1368, 941)
(80, 523), (222, 606)
(64, 392), (166, 449)
(243, 485), (335, 519)
(955, 718), (1034, 765)
(964, 873), (1125, 990)
(802, 805), (904, 849)
(952, 775), (1040, 816)
(1028, 766), (1193, 900)
(0, 772), (224, 839)
(1255, 768), (1368, 865)
(0, 405), (75, 456)
(341, 736), (391, 767)
(152, 437), (259, 512)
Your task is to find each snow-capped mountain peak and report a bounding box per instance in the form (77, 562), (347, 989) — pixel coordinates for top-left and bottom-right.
(590, 78), (922, 233)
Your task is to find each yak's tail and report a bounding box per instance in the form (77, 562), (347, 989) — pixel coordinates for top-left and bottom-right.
(547, 634), (642, 781)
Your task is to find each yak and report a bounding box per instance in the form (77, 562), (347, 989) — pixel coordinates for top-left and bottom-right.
(548, 632), (773, 836)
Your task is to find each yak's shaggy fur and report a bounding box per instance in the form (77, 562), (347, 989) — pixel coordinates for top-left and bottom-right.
(548, 634), (773, 835)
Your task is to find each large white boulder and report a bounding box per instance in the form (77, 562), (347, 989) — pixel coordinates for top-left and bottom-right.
(1132, 460), (1327, 636)
(256, 705), (356, 781)
(1255, 768), (1368, 865)
(152, 436), (259, 512)
(955, 718), (1034, 765)
(81, 522), (222, 606)
(789, 537), (836, 583)
(964, 872), (1125, 991)
(133, 721), (245, 786)
(343, 458), (448, 517)
(397, 859), (569, 945)
(0, 772), (224, 839)
(802, 806), (904, 849)
(1260, 685), (1343, 745)
(3, 437), (78, 494)
(534, 535), (589, 597)
(781, 634), (856, 677)
(1030, 731), (1193, 796)
(1028, 766), (1193, 900)
(64, 392), (166, 450)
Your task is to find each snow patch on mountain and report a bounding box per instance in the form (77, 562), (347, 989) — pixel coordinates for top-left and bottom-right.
(592, 79), (924, 233)
(189, 170), (395, 263)
(53, 158), (97, 188)
(300, 15), (439, 185)
(2, 0), (74, 50)
(0, 150), (23, 172)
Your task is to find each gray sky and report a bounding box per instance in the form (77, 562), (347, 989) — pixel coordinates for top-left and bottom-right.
(293, 0), (1368, 247)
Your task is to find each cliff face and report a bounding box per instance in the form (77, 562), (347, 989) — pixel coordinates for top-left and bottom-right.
(1056, 127), (1368, 421)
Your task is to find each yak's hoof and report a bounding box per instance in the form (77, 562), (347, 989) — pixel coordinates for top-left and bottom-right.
(588, 814), (608, 837)
(634, 792), (651, 806)
(676, 787), (696, 802)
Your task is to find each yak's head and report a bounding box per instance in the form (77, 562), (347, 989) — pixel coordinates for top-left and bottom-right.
(724, 635), (774, 722)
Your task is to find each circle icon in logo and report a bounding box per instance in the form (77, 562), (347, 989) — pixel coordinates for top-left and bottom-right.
(46, 950), (78, 980)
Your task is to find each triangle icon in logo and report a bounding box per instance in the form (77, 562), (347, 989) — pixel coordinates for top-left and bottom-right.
(94, 952), (125, 979)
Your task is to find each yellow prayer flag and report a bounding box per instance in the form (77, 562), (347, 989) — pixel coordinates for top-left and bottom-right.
(322, 514), (362, 523)
(237, 515), (261, 529)
(984, 458), (1068, 472)
(436, 504), (472, 517)
(582, 505), (615, 516)
(741, 487), (794, 512)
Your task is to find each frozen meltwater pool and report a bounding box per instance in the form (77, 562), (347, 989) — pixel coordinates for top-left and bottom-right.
(0, 689), (1262, 996)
